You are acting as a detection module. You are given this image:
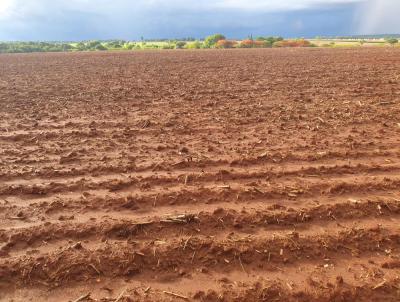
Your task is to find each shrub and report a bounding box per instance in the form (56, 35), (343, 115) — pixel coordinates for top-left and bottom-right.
(386, 38), (398, 46)
(95, 44), (107, 51)
(215, 40), (237, 48)
(105, 41), (124, 49)
(239, 39), (255, 48)
(125, 43), (136, 50)
(256, 36), (283, 44)
(273, 39), (313, 47)
(239, 39), (271, 48)
(186, 40), (202, 49)
(75, 42), (87, 51)
(162, 44), (175, 49)
(175, 41), (187, 49)
(86, 40), (102, 49)
(254, 40), (272, 48)
(204, 34), (226, 48)
(144, 44), (160, 49)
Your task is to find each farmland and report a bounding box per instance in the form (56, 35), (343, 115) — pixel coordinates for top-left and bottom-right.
(1, 48), (400, 301)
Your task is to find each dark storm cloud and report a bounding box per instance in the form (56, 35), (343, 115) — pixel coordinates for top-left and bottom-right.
(0, 0), (394, 41)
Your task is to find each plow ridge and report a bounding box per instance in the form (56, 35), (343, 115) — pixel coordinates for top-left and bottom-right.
(2, 227), (399, 285)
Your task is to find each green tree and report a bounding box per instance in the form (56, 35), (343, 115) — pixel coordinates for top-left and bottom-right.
(386, 38), (398, 46)
(255, 36), (283, 44)
(86, 40), (102, 50)
(204, 34), (226, 48)
(105, 40), (125, 49)
(175, 41), (187, 49)
(95, 44), (107, 51)
(0, 42), (8, 53)
(77, 42), (88, 51)
(125, 42), (136, 50)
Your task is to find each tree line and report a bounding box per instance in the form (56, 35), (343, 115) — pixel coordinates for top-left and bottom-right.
(1, 34), (398, 53)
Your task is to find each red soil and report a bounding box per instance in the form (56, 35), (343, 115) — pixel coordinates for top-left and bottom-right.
(0, 48), (400, 301)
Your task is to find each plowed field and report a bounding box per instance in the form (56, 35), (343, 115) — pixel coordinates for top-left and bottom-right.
(1, 48), (400, 301)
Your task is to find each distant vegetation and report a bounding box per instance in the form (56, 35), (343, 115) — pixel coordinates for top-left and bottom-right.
(310, 35), (400, 48)
(204, 34), (226, 48)
(386, 38), (399, 46)
(320, 34), (400, 39)
(0, 34), (399, 53)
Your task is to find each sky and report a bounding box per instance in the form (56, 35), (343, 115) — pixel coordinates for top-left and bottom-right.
(0, 0), (398, 41)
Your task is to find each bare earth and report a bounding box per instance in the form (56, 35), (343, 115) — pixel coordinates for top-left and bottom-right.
(0, 48), (400, 301)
